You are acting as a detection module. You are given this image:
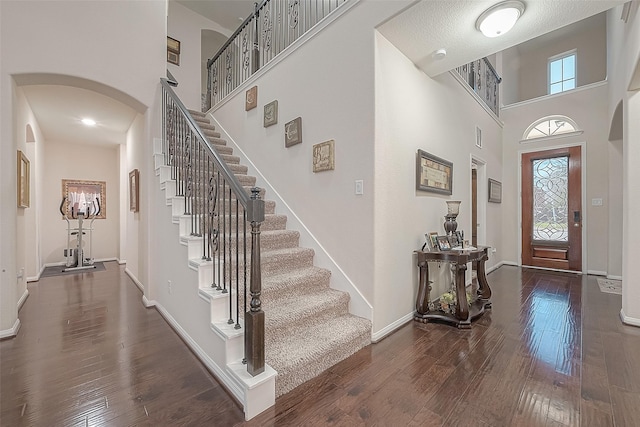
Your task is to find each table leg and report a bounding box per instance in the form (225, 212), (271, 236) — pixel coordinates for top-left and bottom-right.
(416, 260), (430, 315)
(476, 250), (492, 308)
(454, 262), (470, 328)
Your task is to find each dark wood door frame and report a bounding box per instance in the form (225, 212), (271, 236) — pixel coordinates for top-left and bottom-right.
(521, 145), (583, 272)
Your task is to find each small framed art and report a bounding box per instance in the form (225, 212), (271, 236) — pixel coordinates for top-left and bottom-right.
(416, 150), (453, 195)
(488, 178), (502, 203)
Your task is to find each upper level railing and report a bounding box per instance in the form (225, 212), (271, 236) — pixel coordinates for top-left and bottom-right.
(454, 58), (502, 117)
(206, 0), (349, 109)
(161, 77), (266, 376)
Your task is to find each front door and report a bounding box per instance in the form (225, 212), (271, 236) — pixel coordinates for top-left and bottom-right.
(521, 146), (582, 271)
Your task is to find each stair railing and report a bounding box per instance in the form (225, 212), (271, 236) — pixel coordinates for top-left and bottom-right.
(454, 57), (502, 117)
(206, 0), (349, 109)
(161, 77), (266, 376)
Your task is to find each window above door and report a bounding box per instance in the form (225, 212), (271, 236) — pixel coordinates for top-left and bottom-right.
(549, 50), (576, 95)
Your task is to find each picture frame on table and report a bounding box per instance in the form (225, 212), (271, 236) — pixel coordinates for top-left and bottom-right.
(429, 232), (439, 251)
(436, 235), (451, 251)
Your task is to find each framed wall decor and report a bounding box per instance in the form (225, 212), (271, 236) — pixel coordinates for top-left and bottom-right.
(62, 179), (106, 219)
(129, 169), (140, 212)
(17, 150), (30, 208)
(488, 178), (502, 203)
(264, 100), (278, 127)
(476, 126), (483, 148)
(167, 36), (180, 66)
(416, 149), (453, 195)
(245, 86), (258, 111)
(285, 117), (302, 147)
(313, 140), (335, 172)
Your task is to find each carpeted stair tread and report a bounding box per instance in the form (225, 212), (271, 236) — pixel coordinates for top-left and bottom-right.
(263, 288), (349, 334)
(161, 109), (373, 402)
(257, 247), (315, 275)
(266, 314), (371, 396)
(261, 266), (331, 295)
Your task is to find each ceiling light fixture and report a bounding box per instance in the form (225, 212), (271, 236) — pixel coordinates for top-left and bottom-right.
(81, 118), (96, 126)
(432, 48), (447, 60)
(476, 0), (525, 38)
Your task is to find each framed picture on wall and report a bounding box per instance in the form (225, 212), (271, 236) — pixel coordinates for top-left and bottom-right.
(488, 178), (502, 203)
(17, 150), (30, 208)
(61, 179), (106, 219)
(416, 150), (453, 195)
(129, 169), (139, 212)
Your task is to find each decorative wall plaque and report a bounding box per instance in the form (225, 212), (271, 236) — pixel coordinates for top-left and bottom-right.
(264, 100), (278, 127)
(313, 140), (335, 173)
(285, 117), (302, 147)
(246, 86), (257, 111)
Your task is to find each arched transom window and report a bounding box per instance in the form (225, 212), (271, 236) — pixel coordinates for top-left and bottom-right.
(523, 115), (581, 141)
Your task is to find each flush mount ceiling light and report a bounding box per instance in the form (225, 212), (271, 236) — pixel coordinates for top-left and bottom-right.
(81, 118), (96, 126)
(476, 0), (525, 38)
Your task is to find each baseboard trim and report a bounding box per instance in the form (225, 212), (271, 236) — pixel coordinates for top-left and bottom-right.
(620, 309), (640, 327)
(0, 318), (21, 339)
(27, 265), (46, 282)
(125, 268), (144, 293)
(17, 289), (29, 311)
(587, 270), (607, 276)
(487, 261), (505, 274)
(117, 258), (127, 265)
(521, 264), (583, 274)
(142, 295), (156, 308)
(372, 312), (414, 343)
(149, 300), (276, 419)
(607, 274), (623, 280)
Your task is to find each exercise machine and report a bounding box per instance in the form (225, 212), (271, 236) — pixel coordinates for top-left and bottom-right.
(59, 194), (100, 272)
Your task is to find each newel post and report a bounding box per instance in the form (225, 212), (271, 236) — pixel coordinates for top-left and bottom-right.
(245, 187), (265, 375)
(252, 2), (260, 75)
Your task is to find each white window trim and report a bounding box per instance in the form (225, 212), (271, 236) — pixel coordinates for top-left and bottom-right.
(521, 115), (582, 142)
(548, 49), (577, 95)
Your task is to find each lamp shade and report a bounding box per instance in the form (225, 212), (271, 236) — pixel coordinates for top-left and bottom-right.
(476, 1), (525, 38)
(446, 200), (461, 216)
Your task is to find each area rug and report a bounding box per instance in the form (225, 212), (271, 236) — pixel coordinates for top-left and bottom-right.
(597, 278), (622, 295)
(41, 262), (106, 278)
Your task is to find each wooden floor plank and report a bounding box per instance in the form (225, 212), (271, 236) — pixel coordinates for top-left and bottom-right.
(3, 263), (640, 426)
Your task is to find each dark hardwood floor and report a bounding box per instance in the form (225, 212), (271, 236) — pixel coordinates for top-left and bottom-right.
(2, 262), (639, 426)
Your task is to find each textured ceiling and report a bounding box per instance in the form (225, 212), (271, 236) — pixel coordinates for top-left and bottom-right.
(377, 0), (625, 77)
(176, 0), (255, 33)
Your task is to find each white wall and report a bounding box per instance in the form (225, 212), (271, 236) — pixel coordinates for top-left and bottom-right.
(0, 0), (166, 334)
(41, 140), (120, 265)
(374, 33), (504, 335)
(501, 83), (611, 274)
(607, 2), (640, 325)
(168, 1), (231, 110)
(124, 114), (146, 283)
(503, 13), (607, 104)
(608, 139), (623, 278)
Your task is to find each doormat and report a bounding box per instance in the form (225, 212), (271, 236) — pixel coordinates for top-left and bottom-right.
(597, 278), (622, 295)
(41, 262), (106, 278)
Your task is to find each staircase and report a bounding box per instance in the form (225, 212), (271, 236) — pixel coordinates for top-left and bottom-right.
(155, 108), (371, 400)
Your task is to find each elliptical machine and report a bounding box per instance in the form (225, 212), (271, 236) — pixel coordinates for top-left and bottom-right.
(59, 193), (100, 272)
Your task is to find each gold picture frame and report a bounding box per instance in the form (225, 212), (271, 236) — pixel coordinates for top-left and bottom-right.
(17, 150), (30, 208)
(62, 179), (106, 219)
(129, 169), (139, 212)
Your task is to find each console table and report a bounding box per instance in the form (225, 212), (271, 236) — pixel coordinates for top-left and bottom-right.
(414, 246), (492, 329)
